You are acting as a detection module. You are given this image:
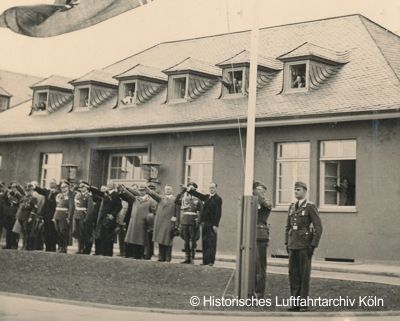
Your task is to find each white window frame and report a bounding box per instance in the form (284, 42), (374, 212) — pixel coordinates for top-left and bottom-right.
(275, 142), (310, 207)
(184, 146), (214, 193)
(76, 86), (91, 109)
(169, 75), (189, 102)
(33, 90), (49, 113)
(319, 140), (357, 211)
(284, 60), (309, 93)
(222, 67), (246, 97)
(40, 153), (63, 188)
(107, 152), (148, 185)
(120, 80), (137, 106)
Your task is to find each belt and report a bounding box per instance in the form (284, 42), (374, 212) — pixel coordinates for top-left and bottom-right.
(75, 207), (87, 211)
(55, 207), (68, 211)
(182, 212), (197, 216)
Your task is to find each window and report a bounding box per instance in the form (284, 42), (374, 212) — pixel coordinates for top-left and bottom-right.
(34, 91), (48, 111)
(40, 153), (63, 188)
(226, 69), (244, 94)
(276, 142), (310, 205)
(171, 76), (187, 100)
(108, 153), (147, 182)
(0, 96), (9, 111)
(78, 87), (90, 107)
(320, 140), (356, 207)
(184, 146), (214, 193)
(285, 61), (308, 91)
(121, 82), (136, 105)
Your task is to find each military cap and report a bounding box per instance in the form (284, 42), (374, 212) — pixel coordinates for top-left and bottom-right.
(187, 181), (198, 189)
(147, 183), (157, 190)
(79, 180), (90, 188)
(25, 183), (34, 191)
(60, 179), (70, 186)
(138, 185), (147, 190)
(294, 181), (307, 190)
(253, 180), (267, 190)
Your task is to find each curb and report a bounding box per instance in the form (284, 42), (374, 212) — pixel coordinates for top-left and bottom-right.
(171, 254), (400, 278)
(1, 292), (400, 317)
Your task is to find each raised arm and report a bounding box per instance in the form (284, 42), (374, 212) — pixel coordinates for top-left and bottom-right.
(188, 189), (209, 202)
(145, 187), (162, 203)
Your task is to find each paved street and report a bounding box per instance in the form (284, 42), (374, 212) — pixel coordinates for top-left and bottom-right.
(0, 294), (399, 321)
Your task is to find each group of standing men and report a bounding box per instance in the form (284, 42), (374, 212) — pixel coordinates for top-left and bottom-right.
(253, 180), (323, 311)
(0, 179), (223, 266)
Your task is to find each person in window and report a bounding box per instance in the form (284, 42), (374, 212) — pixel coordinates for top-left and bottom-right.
(64, 0), (80, 9)
(121, 90), (135, 105)
(292, 74), (305, 88)
(38, 101), (47, 111)
(334, 177), (355, 206)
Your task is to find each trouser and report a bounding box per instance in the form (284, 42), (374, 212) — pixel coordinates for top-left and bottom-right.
(44, 219), (57, 252)
(19, 219), (35, 251)
(158, 244), (172, 262)
(130, 243), (144, 259)
(99, 226), (115, 257)
(255, 240), (268, 297)
(74, 218), (85, 253)
(117, 225), (126, 256)
(144, 231), (154, 260)
(54, 217), (69, 253)
(202, 223), (217, 265)
(181, 224), (198, 260)
(288, 249), (312, 305)
(4, 215), (18, 249)
(82, 222), (94, 255)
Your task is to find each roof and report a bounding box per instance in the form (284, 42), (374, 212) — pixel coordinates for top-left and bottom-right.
(163, 57), (221, 77)
(1, 14), (400, 140)
(71, 70), (118, 87)
(0, 86), (11, 97)
(31, 75), (74, 91)
(0, 70), (43, 107)
(114, 64), (167, 82)
(278, 42), (350, 64)
(217, 50), (283, 70)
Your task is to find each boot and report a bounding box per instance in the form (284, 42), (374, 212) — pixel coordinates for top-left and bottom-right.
(180, 253), (192, 264)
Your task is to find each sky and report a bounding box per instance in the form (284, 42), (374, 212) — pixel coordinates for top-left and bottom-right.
(0, 0), (399, 78)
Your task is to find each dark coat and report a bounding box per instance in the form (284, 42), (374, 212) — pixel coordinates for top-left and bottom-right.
(35, 186), (59, 221)
(189, 190), (222, 227)
(285, 200), (323, 250)
(148, 190), (177, 246)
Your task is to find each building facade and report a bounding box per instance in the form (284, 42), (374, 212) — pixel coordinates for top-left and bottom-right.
(0, 14), (399, 262)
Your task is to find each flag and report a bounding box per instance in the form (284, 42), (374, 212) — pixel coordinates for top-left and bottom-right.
(0, 0), (155, 37)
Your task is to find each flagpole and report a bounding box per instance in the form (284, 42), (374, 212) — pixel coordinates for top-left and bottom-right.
(236, 0), (260, 299)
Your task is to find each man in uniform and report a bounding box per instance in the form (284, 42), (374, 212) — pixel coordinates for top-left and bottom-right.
(253, 181), (272, 298)
(285, 181), (323, 311)
(175, 182), (202, 264)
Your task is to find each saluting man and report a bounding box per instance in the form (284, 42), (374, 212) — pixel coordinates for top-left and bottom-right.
(285, 181), (323, 312)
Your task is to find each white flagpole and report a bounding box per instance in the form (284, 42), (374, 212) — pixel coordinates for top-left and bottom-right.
(236, 0), (260, 299)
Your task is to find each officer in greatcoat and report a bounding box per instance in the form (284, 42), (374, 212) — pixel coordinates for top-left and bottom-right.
(285, 181), (323, 311)
(3, 183), (22, 249)
(253, 181), (272, 298)
(146, 184), (177, 262)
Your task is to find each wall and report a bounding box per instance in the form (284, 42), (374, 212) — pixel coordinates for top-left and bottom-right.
(0, 118), (399, 262)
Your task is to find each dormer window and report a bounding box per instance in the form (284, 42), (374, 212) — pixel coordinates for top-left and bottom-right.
(171, 75), (188, 100)
(223, 68), (245, 95)
(78, 87), (90, 107)
(121, 82), (137, 105)
(0, 96), (10, 111)
(286, 61), (308, 91)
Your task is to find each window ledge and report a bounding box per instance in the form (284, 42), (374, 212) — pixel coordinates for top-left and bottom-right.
(283, 88), (309, 94)
(168, 98), (188, 104)
(319, 206), (357, 213)
(32, 110), (48, 116)
(222, 93), (246, 99)
(74, 106), (91, 112)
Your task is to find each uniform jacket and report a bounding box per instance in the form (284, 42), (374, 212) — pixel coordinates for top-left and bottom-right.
(54, 191), (75, 221)
(91, 188), (122, 236)
(256, 194), (272, 241)
(188, 190), (222, 227)
(124, 191), (156, 246)
(35, 186), (59, 221)
(73, 191), (95, 220)
(148, 190), (177, 246)
(175, 191), (202, 225)
(285, 200), (323, 250)
(3, 190), (22, 218)
(16, 194), (37, 221)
